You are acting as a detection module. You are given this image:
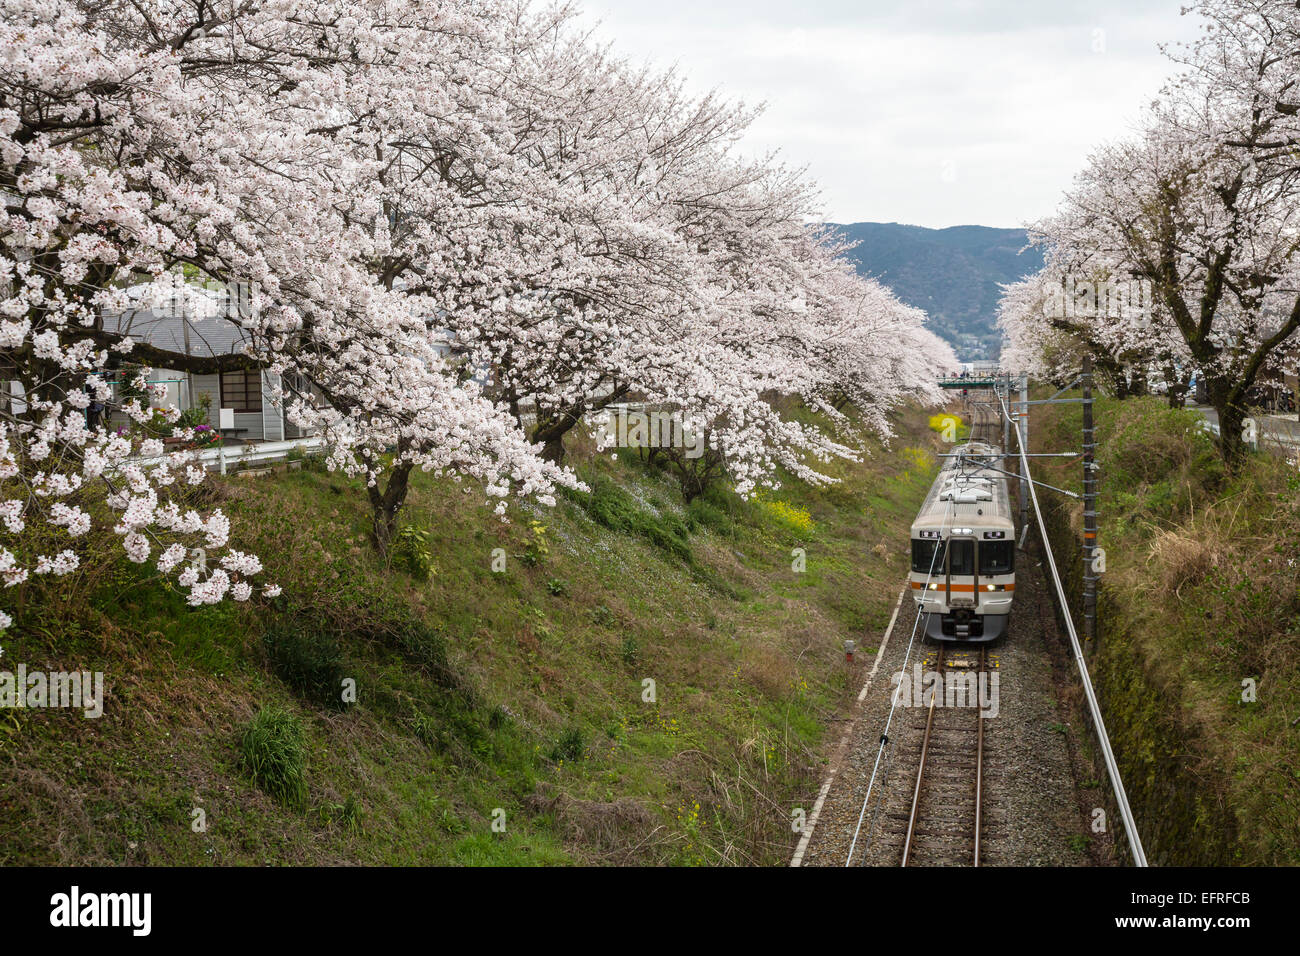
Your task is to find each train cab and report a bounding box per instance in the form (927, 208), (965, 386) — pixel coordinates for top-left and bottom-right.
(909, 442), (1015, 642)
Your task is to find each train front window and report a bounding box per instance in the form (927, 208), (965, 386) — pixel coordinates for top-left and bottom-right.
(911, 539), (975, 575)
(980, 541), (1014, 575)
(946, 540), (974, 575)
(911, 539), (942, 574)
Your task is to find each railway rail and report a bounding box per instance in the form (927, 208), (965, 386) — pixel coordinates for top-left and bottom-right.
(966, 395), (1000, 445)
(900, 643), (990, 866)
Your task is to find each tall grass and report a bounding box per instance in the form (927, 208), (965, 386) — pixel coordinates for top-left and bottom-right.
(239, 706), (309, 809)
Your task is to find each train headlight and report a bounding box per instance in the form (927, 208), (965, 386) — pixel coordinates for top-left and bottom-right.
(929, 583), (938, 590)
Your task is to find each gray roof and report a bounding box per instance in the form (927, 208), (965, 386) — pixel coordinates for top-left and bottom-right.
(101, 308), (252, 359)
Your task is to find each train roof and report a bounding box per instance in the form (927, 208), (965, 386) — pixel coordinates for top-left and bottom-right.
(911, 442), (1014, 533)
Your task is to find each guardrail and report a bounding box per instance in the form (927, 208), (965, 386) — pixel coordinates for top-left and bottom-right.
(208, 437), (324, 474)
(1196, 413), (1300, 449)
(127, 436), (325, 475)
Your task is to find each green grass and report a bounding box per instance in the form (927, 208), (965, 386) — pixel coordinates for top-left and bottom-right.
(0, 403), (947, 866)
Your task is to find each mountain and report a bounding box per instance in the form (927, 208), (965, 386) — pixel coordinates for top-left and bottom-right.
(829, 222), (1045, 361)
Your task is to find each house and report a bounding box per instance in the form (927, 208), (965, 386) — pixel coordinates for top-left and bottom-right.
(100, 302), (316, 443)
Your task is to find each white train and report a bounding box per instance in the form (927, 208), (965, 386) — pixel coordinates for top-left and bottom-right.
(909, 441), (1015, 642)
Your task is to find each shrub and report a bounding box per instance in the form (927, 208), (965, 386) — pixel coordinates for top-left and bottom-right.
(388, 619), (455, 687)
(188, 424), (220, 448)
(516, 520), (549, 567)
(756, 496), (815, 537)
(928, 412), (969, 441)
(239, 706), (308, 809)
(262, 618), (345, 709)
(550, 726), (586, 762)
(620, 634), (638, 666)
(392, 525), (436, 581)
(585, 477), (640, 530)
(686, 496), (732, 534)
(175, 393), (212, 431)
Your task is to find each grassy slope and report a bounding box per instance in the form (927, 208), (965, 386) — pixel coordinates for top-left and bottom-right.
(1037, 395), (1300, 864)
(0, 405), (945, 866)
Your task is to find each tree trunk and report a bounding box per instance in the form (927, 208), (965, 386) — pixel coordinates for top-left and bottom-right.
(367, 459), (414, 557)
(532, 425), (567, 463)
(1207, 377), (1248, 468)
(529, 385), (629, 463)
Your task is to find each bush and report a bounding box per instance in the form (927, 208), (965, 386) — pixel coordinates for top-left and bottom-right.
(620, 634), (638, 666)
(550, 725), (586, 762)
(392, 525), (436, 581)
(756, 496), (815, 537)
(516, 520), (549, 567)
(262, 618), (345, 709)
(928, 412), (970, 441)
(1101, 399), (1226, 518)
(239, 706), (308, 809)
(388, 619), (455, 687)
(686, 496), (732, 534)
(585, 477), (641, 529)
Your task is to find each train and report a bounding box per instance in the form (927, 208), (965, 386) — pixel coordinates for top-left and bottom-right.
(909, 439), (1015, 642)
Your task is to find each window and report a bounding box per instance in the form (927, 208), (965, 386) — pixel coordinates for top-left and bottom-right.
(947, 540), (974, 575)
(911, 539), (977, 575)
(912, 539), (942, 574)
(980, 541), (1014, 576)
(220, 370), (262, 414)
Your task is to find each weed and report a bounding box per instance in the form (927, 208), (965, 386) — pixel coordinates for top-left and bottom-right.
(239, 707), (308, 809)
(392, 525), (436, 581)
(550, 726), (586, 762)
(620, 634), (639, 666)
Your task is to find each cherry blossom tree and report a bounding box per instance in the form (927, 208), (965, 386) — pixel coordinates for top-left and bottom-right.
(3, 0), (583, 562)
(2, 0), (955, 619)
(1011, 0), (1300, 461)
(0, 0), (291, 614)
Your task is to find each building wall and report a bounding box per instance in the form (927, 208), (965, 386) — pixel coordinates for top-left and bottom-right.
(261, 371), (284, 443)
(191, 371), (266, 441)
(191, 373), (221, 428)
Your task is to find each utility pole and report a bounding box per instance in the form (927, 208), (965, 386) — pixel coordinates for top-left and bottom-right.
(1082, 355), (1098, 650)
(1001, 375), (1011, 466)
(1017, 373), (1029, 531)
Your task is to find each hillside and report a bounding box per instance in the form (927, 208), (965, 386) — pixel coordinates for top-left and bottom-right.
(0, 406), (946, 866)
(830, 222), (1044, 361)
(1036, 395), (1300, 864)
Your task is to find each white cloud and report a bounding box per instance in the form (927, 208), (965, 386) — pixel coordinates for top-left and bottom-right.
(579, 0), (1206, 227)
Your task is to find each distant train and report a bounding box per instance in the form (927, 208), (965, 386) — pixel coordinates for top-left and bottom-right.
(909, 441), (1015, 642)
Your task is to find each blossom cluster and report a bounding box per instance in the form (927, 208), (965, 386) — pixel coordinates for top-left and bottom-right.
(1, 0), (956, 624)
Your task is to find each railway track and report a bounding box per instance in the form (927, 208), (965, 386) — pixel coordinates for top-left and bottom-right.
(837, 641), (1000, 867)
(966, 394), (1001, 445)
(899, 643), (990, 866)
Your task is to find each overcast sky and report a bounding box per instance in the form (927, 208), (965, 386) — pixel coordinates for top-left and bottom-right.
(578, 0), (1206, 229)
